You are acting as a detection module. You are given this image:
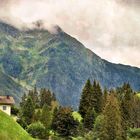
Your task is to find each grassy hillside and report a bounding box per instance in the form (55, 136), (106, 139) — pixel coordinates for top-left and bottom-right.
(0, 111), (33, 140)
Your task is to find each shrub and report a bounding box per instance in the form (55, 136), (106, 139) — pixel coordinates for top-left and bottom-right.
(128, 128), (140, 138)
(27, 121), (45, 139)
(11, 106), (19, 116)
(17, 118), (27, 129)
(52, 107), (79, 137)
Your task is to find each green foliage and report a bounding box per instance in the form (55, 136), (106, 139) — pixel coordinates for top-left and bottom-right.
(92, 81), (103, 113)
(18, 88), (59, 139)
(102, 87), (108, 109)
(21, 96), (35, 125)
(27, 121), (45, 139)
(11, 105), (19, 116)
(52, 107), (79, 137)
(79, 79), (93, 119)
(28, 86), (39, 108)
(79, 79), (103, 130)
(41, 104), (52, 130)
(72, 112), (83, 123)
(40, 88), (53, 107)
(20, 93), (27, 108)
(132, 95), (140, 128)
(128, 128), (140, 139)
(33, 109), (42, 122)
(51, 135), (68, 140)
(102, 94), (124, 140)
(93, 114), (105, 140)
(71, 136), (84, 140)
(120, 83), (135, 128)
(17, 118), (27, 129)
(83, 108), (96, 130)
(72, 132), (94, 140)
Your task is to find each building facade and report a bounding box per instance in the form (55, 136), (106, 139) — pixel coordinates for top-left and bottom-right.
(0, 96), (15, 115)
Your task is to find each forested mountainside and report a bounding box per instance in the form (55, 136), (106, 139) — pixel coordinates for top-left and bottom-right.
(0, 21), (140, 108)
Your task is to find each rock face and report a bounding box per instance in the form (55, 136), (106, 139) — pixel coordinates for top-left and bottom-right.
(0, 21), (140, 108)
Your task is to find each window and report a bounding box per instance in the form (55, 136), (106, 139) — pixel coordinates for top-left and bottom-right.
(3, 106), (7, 110)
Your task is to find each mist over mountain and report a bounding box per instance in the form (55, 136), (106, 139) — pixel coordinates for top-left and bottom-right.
(0, 0), (140, 67)
(0, 21), (140, 108)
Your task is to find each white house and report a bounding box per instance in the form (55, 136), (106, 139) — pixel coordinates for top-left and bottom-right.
(0, 95), (15, 116)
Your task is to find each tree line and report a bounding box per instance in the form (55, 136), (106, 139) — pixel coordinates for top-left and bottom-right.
(78, 80), (140, 140)
(13, 80), (140, 140)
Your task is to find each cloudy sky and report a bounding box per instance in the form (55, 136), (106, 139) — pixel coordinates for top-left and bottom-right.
(0, 0), (140, 67)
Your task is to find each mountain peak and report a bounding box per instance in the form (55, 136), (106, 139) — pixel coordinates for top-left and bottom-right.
(0, 20), (20, 37)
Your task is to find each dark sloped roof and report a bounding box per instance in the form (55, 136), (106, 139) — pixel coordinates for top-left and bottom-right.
(0, 96), (15, 105)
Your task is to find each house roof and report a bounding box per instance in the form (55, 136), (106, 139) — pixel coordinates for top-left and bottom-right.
(0, 96), (15, 105)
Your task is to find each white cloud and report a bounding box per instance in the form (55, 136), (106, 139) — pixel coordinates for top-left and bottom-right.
(0, 0), (140, 67)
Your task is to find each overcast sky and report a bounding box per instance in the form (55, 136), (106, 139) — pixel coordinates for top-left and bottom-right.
(0, 0), (140, 67)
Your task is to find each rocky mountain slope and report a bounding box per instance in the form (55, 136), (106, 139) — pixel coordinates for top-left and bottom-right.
(0, 21), (140, 108)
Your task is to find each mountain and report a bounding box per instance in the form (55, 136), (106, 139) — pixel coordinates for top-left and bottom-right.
(0, 21), (140, 108)
(0, 111), (33, 140)
(0, 71), (25, 103)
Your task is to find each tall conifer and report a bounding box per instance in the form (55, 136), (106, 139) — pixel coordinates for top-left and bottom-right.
(79, 79), (92, 118)
(102, 94), (124, 140)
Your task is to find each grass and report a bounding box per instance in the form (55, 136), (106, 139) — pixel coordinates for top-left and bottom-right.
(137, 93), (140, 98)
(0, 110), (34, 140)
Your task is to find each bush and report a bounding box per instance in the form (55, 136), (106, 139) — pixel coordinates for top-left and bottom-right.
(27, 121), (45, 139)
(11, 106), (19, 116)
(17, 118), (27, 129)
(128, 128), (140, 139)
(52, 107), (79, 137)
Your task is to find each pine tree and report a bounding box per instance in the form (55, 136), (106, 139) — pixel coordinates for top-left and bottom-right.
(79, 79), (93, 118)
(102, 87), (108, 108)
(92, 81), (103, 114)
(33, 85), (39, 105)
(96, 82), (103, 113)
(22, 96), (35, 125)
(28, 90), (34, 101)
(41, 104), (52, 130)
(52, 107), (79, 136)
(102, 93), (124, 140)
(83, 108), (96, 130)
(28, 86), (39, 108)
(121, 83), (134, 129)
(20, 93), (27, 108)
(52, 92), (56, 101)
(132, 95), (140, 128)
(34, 109), (42, 122)
(40, 88), (52, 107)
(18, 93), (28, 128)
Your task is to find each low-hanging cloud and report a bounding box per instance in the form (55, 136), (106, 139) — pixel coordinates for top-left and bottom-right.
(0, 0), (140, 67)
